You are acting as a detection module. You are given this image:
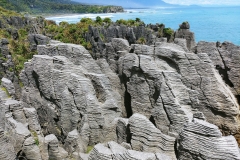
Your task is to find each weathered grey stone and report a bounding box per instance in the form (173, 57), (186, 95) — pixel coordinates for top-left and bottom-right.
(0, 101), (16, 160)
(178, 118), (240, 160)
(21, 43), (121, 146)
(129, 113), (176, 159)
(175, 22), (196, 50)
(197, 41), (240, 97)
(23, 108), (41, 132)
(64, 129), (87, 155)
(7, 117), (31, 154)
(89, 141), (158, 160)
(154, 43), (239, 135)
(58, 147), (68, 159)
(5, 100), (27, 126)
(44, 134), (62, 160)
(22, 137), (42, 160)
(28, 34), (50, 51)
(79, 153), (89, 160)
(1, 78), (15, 96)
(4, 24), (239, 159)
(88, 143), (112, 160)
(111, 38), (130, 52)
(116, 118), (130, 144)
(174, 38), (188, 52)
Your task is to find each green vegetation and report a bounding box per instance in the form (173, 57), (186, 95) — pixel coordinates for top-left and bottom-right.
(137, 37), (146, 44)
(1, 7), (174, 78)
(103, 17), (112, 24)
(116, 18), (143, 26)
(45, 18), (93, 50)
(0, 6), (19, 16)
(96, 16), (103, 24)
(1, 87), (11, 97)
(31, 130), (39, 146)
(162, 27), (174, 41)
(0, 0), (122, 14)
(0, 7), (37, 74)
(87, 146), (94, 153)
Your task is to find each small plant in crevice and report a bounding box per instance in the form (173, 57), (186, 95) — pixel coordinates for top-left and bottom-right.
(31, 130), (39, 146)
(1, 87), (11, 97)
(86, 145), (94, 153)
(137, 37), (146, 44)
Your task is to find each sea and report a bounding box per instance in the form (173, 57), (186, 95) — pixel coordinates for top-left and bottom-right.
(46, 6), (240, 45)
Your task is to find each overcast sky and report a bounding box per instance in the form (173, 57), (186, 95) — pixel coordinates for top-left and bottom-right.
(162, 0), (240, 5)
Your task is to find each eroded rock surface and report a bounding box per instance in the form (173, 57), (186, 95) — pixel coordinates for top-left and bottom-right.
(177, 118), (240, 160)
(0, 30), (240, 159)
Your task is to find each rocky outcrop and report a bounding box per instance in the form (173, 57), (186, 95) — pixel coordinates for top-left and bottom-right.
(28, 34), (51, 51)
(103, 6), (124, 13)
(0, 99), (16, 160)
(89, 141), (165, 160)
(175, 22), (196, 51)
(1, 19), (240, 159)
(177, 118), (240, 160)
(20, 42), (122, 149)
(129, 113), (176, 159)
(1, 77), (15, 97)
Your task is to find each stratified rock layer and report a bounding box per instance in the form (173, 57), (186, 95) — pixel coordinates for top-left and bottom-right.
(0, 30), (240, 159)
(129, 113), (176, 159)
(20, 42), (121, 146)
(178, 118), (240, 160)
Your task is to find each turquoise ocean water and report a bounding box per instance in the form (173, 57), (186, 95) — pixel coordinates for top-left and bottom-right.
(46, 6), (240, 45)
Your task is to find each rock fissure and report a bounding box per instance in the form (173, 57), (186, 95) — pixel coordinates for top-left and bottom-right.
(159, 94), (173, 125)
(216, 48), (234, 88)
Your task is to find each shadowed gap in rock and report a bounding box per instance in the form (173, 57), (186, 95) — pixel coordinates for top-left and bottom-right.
(236, 95), (240, 105)
(124, 90), (132, 118)
(153, 86), (160, 103)
(174, 140), (179, 159)
(149, 115), (156, 127)
(158, 56), (180, 73)
(126, 124), (132, 144)
(17, 150), (26, 160)
(216, 65), (234, 87)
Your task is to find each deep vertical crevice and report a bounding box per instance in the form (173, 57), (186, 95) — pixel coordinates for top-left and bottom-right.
(216, 65), (234, 87)
(153, 86), (160, 103)
(235, 95), (240, 105)
(216, 48), (234, 88)
(124, 88), (132, 118)
(126, 124), (131, 144)
(149, 115), (156, 127)
(120, 74), (133, 118)
(174, 140), (179, 159)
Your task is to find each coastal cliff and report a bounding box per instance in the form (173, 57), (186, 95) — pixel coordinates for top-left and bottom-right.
(1, 13), (240, 160)
(0, 0), (124, 14)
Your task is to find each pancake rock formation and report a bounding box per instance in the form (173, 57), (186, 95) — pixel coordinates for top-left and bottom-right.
(0, 23), (240, 159)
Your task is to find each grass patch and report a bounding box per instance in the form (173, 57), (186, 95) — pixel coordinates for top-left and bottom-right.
(31, 130), (39, 146)
(1, 87), (11, 97)
(86, 146), (94, 153)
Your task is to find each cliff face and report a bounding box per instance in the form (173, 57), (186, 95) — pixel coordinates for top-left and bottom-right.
(103, 6), (124, 13)
(0, 0), (124, 14)
(1, 18), (240, 159)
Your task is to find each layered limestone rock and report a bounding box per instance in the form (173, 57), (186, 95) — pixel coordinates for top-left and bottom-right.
(20, 41), (121, 147)
(177, 118), (240, 160)
(0, 99), (16, 160)
(1, 28), (240, 159)
(196, 41), (240, 97)
(22, 137), (42, 160)
(129, 113), (176, 159)
(88, 141), (167, 160)
(1, 78), (15, 97)
(175, 22), (196, 50)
